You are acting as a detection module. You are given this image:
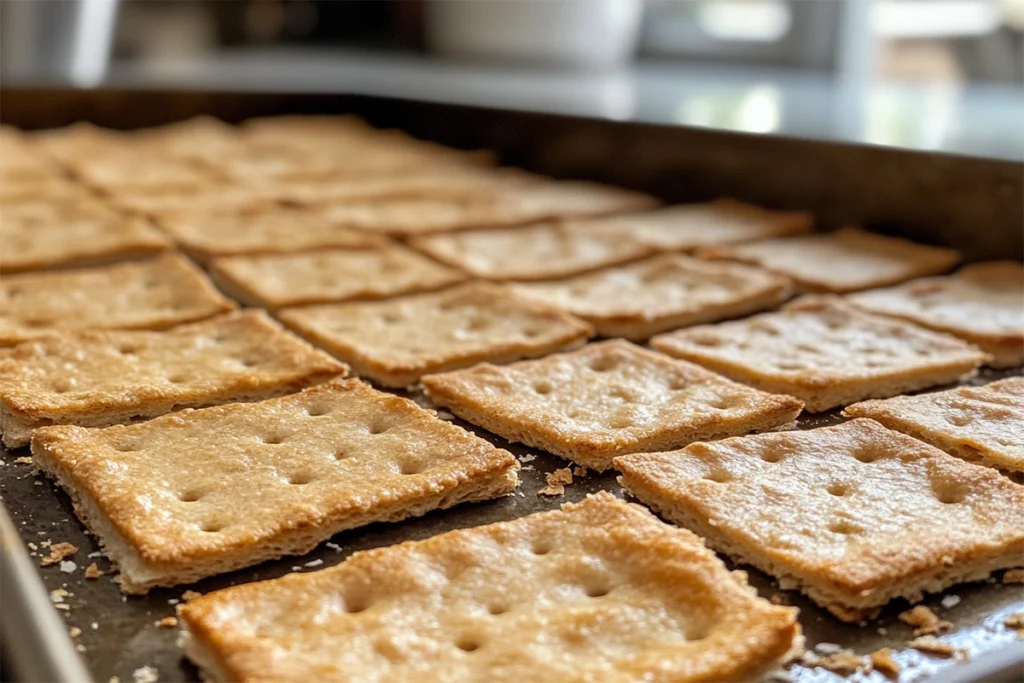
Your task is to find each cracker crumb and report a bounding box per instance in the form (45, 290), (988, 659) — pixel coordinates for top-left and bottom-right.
(1004, 612), (1024, 636)
(132, 666), (159, 683)
(769, 593), (789, 605)
(907, 636), (968, 659)
(59, 560), (77, 574)
(436, 410), (454, 420)
(40, 540), (52, 548)
(84, 562), (104, 579)
(802, 649), (866, 674)
(899, 605), (953, 636)
(92, 622), (99, 630)
(870, 648), (901, 677)
(109, 678), (120, 683)
(40, 542), (77, 567)
(27, 542), (37, 551)
(814, 642), (842, 654)
(68, 627), (82, 638)
(940, 594), (961, 609)
(167, 599), (179, 606)
(156, 616), (178, 628)
(181, 590), (202, 602)
(325, 542), (342, 553)
(517, 453), (536, 464)
(88, 551), (102, 558)
(55, 603), (71, 611)
(538, 468), (574, 496)
(572, 466), (588, 478)
(75, 643), (86, 652)
(1003, 568), (1024, 584)
(15, 456), (33, 464)
(49, 588), (69, 603)
(304, 559), (324, 568)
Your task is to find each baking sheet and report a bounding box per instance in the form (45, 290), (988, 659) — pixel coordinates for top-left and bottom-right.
(1, 369), (1021, 683)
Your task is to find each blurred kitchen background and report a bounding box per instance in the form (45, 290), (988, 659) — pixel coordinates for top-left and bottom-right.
(2, 0), (1022, 160)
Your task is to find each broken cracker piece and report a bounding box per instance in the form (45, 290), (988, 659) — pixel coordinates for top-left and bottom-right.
(84, 563), (104, 579)
(31, 379), (519, 593)
(899, 605), (952, 636)
(615, 419), (1024, 622)
(40, 542), (77, 567)
(801, 650), (866, 675)
(538, 468), (574, 496)
(178, 492), (801, 683)
(869, 648), (902, 677)
(907, 636), (967, 659)
(423, 339), (803, 471)
(157, 617), (178, 629)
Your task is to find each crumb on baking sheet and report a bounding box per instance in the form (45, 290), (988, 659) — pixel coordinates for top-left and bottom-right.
(1004, 612), (1024, 636)
(538, 467), (573, 496)
(801, 649), (866, 674)
(572, 466), (587, 478)
(14, 456), (33, 465)
(68, 626), (82, 638)
(156, 616), (178, 628)
(59, 560), (77, 573)
(50, 588), (69, 603)
(132, 666), (159, 683)
(940, 594), (961, 609)
(1003, 568), (1024, 584)
(84, 562), (104, 579)
(40, 542), (77, 567)
(899, 605), (953, 636)
(907, 636), (968, 659)
(870, 648), (901, 677)
(181, 590), (202, 602)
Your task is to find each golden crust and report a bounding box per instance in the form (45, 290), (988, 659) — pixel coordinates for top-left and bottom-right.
(698, 227), (961, 293)
(511, 254), (794, 340)
(843, 377), (1024, 474)
(155, 208), (386, 262)
(279, 282), (594, 387)
(567, 198), (813, 252)
(409, 221), (658, 281)
(322, 180), (659, 236)
(0, 253), (236, 345)
(615, 419), (1024, 620)
(847, 261), (1024, 368)
(651, 296), (989, 412)
(0, 216), (171, 273)
(209, 245), (467, 310)
(422, 339), (804, 471)
(110, 185), (279, 217)
(178, 492), (801, 683)
(0, 310), (346, 447)
(30, 379), (520, 593)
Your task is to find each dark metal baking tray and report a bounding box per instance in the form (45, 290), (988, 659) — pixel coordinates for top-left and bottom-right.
(1, 88), (1022, 683)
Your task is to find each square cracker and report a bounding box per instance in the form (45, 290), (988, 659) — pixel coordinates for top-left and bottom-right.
(322, 180), (659, 236)
(847, 261), (1024, 368)
(209, 244), (467, 310)
(155, 208), (386, 263)
(111, 184), (279, 218)
(30, 378), (520, 594)
(566, 198), (813, 252)
(615, 419), (1024, 621)
(0, 216), (170, 273)
(698, 227), (960, 293)
(279, 282), (594, 388)
(511, 254), (793, 340)
(421, 339), (804, 471)
(0, 253), (236, 345)
(409, 221), (657, 281)
(844, 377), (1024, 474)
(651, 297), (989, 412)
(0, 310), (346, 448)
(177, 492), (802, 683)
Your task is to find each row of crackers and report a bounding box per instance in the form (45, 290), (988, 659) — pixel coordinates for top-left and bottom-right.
(2, 118), (1022, 681)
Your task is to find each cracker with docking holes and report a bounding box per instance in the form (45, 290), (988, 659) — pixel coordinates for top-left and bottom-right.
(322, 180), (659, 236)
(0, 310), (346, 448)
(177, 492), (802, 683)
(847, 261), (1024, 368)
(615, 419), (1024, 622)
(651, 297), (989, 412)
(0, 253), (236, 345)
(0, 216), (170, 274)
(279, 282), (594, 388)
(843, 377), (1024, 475)
(30, 379), (520, 594)
(409, 221), (657, 281)
(698, 227), (960, 293)
(511, 254), (794, 340)
(209, 244), (467, 310)
(422, 339), (803, 471)
(155, 208), (386, 263)
(568, 198), (813, 252)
